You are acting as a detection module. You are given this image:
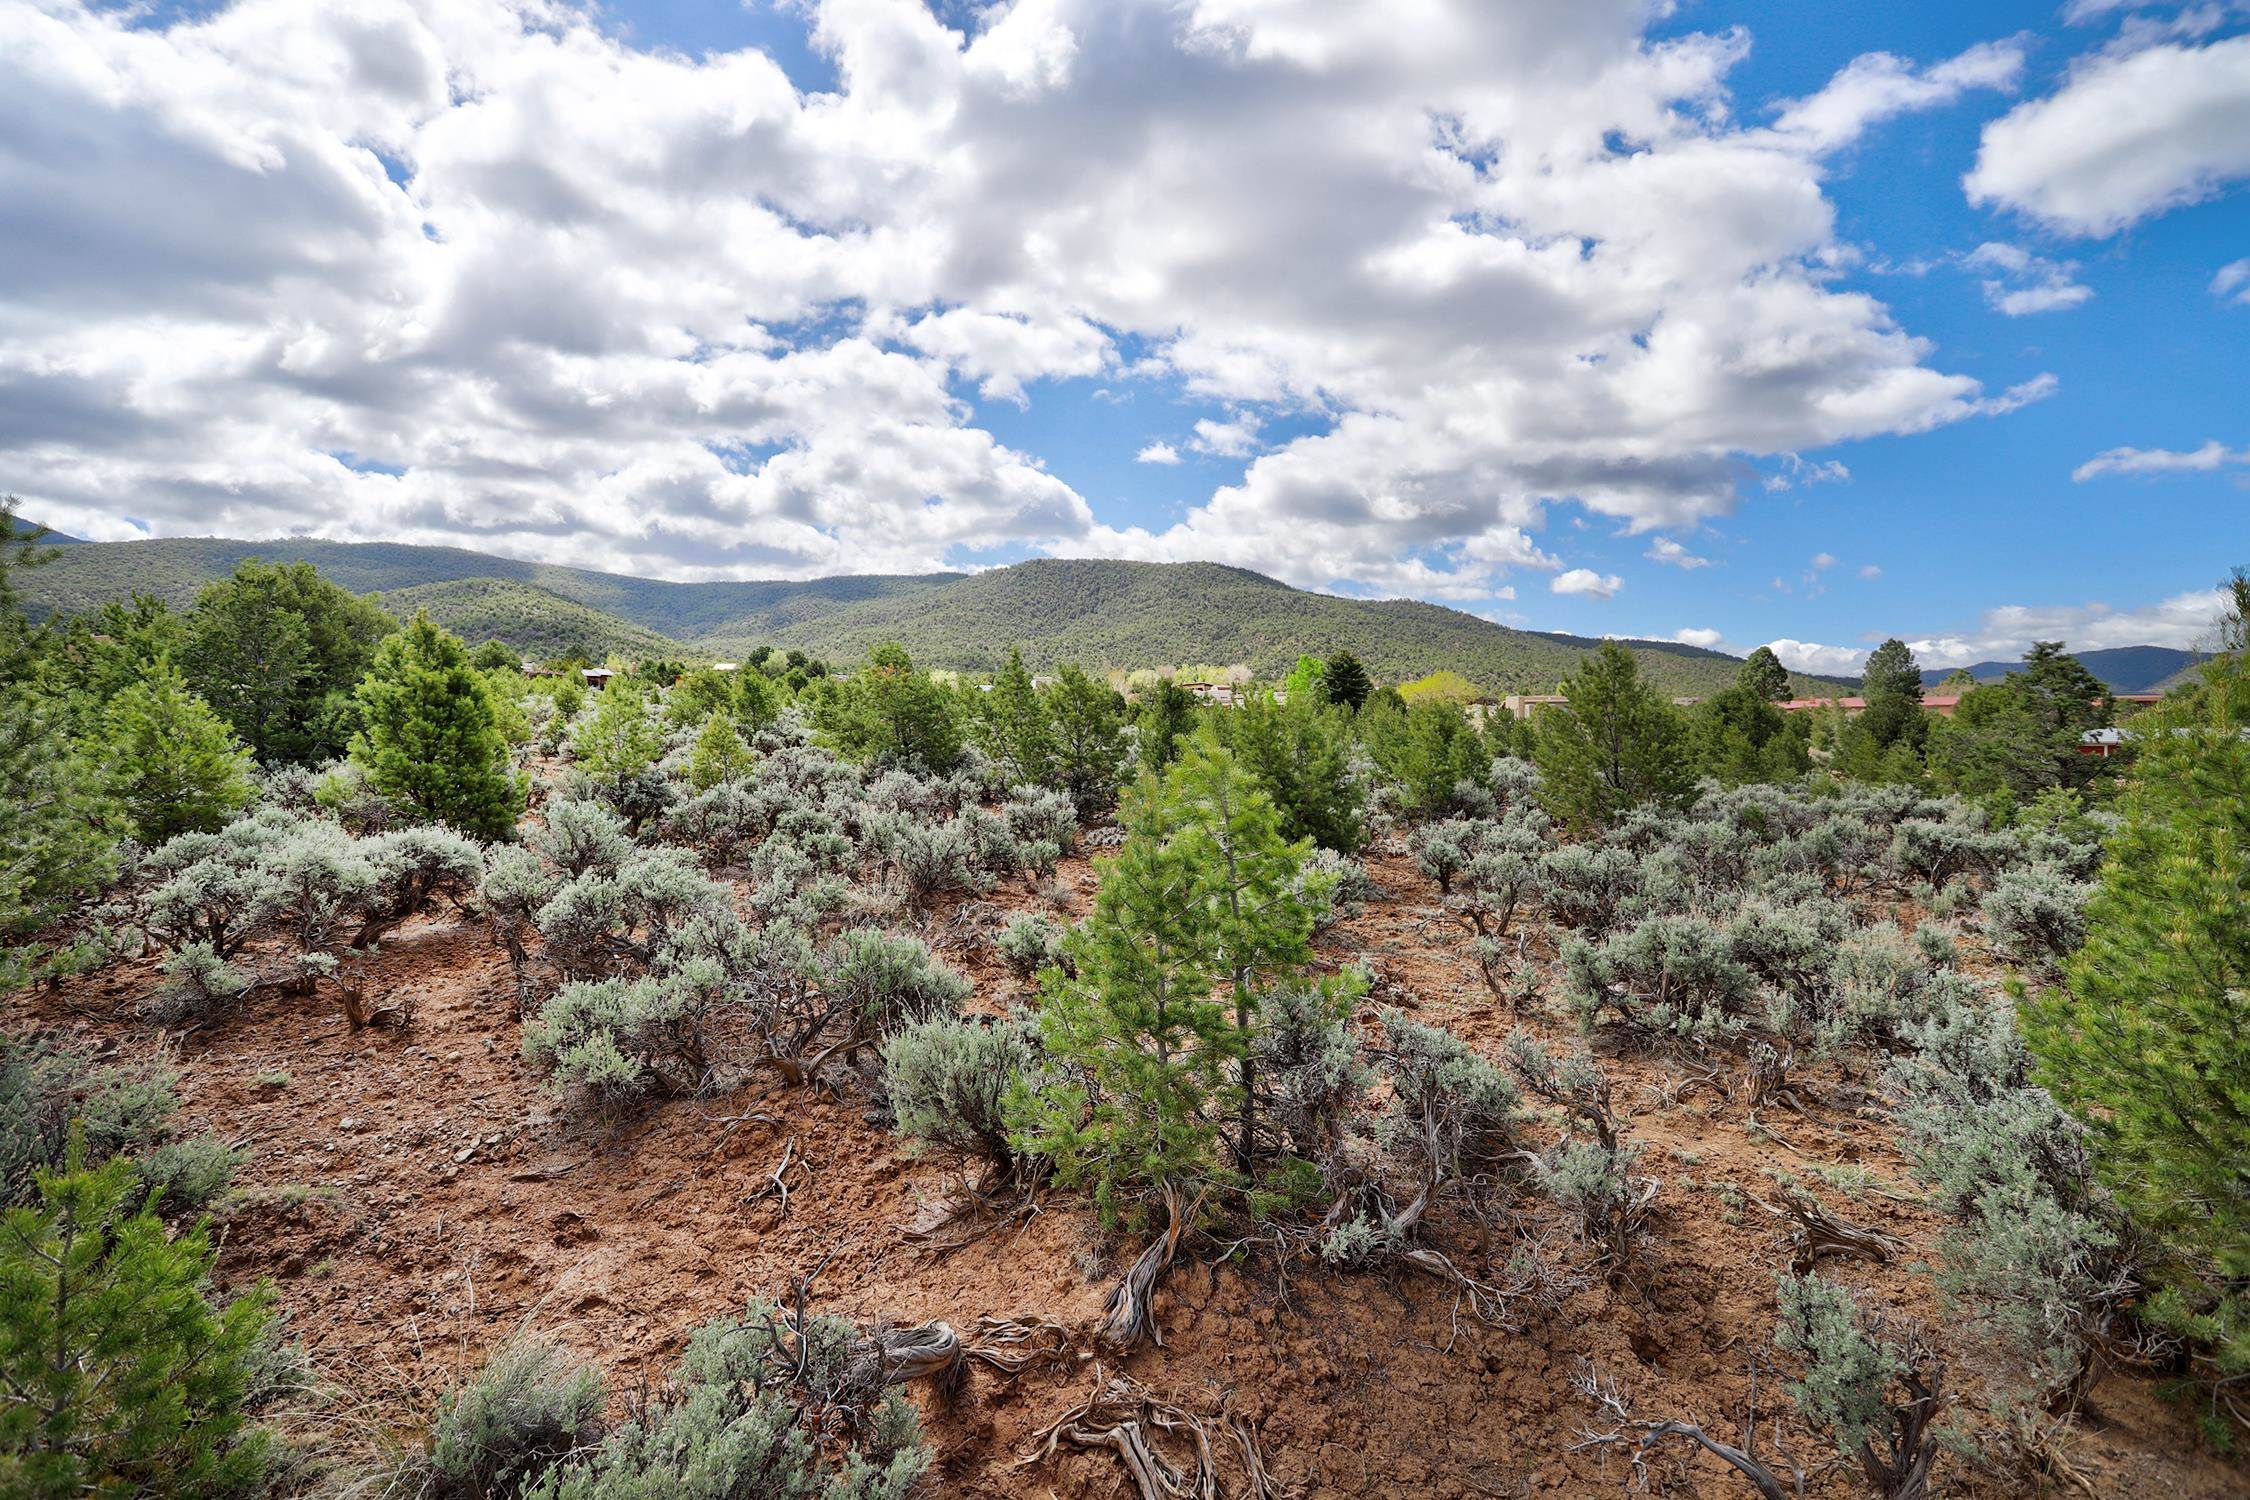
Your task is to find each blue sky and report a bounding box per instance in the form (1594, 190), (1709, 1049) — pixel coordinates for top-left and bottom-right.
(13, 0), (2250, 669)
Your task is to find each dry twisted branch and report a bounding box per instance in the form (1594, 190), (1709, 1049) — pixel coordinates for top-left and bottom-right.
(1021, 1370), (1274, 1500)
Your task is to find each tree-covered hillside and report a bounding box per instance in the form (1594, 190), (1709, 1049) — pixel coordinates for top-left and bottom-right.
(374, 579), (686, 663)
(701, 559), (1840, 696)
(18, 535), (951, 640)
(22, 537), (1846, 694)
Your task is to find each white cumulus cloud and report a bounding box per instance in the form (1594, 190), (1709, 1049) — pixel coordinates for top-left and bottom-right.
(1552, 568), (1623, 600)
(1135, 441), (1181, 465)
(1966, 35), (2250, 235)
(1763, 638), (1872, 675)
(2213, 257), (2250, 303)
(0, 0), (2064, 595)
(1672, 626), (1725, 648)
(2072, 439), (2247, 480)
(1645, 537), (1712, 569)
(1962, 241), (2094, 315)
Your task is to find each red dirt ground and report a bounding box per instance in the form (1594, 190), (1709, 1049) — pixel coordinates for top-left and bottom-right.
(14, 849), (2242, 1498)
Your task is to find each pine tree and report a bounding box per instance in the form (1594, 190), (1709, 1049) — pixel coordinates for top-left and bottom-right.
(101, 659), (254, 844)
(1042, 665), (1128, 814)
(181, 559), (394, 765)
(1010, 769), (1233, 1224)
(352, 612), (521, 840)
(1134, 678), (1200, 773)
(1855, 639), (1927, 753)
(1738, 645), (1793, 702)
(1223, 691), (1363, 849)
(570, 678), (664, 781)
(1010, 732), (1317, 1219)
(2017, 641), (2111, 787)
(0, 513), (115, 990)
(814, 643), (963, 773)
(2023, 583), (2250, 1386)
(0, 1149), (279, 1496)
(1532, 640), (1692, 830)
(979, 647), (1056, 786)
(685, 712), (754, 791)
(1322, 651), (1372, 712)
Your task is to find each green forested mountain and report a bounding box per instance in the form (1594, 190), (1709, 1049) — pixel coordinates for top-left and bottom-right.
(703, 558), (1837, 695)
(22, 535), (1842, 694)
(374, 579), (686, 663)
(18, 534), (949, 639)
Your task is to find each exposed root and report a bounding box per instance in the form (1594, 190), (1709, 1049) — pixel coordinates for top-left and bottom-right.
(1756, 1186), (1907, 1275)
(742, 1136), (805, 1218)
(1572, 1362), (1806, 1500)
(897, 1188), (1041, 1260)
(1097, 1180), (1197, 1356)
(1021, 1369), (1274, 1500)
(965, 1314), (1077, 1375)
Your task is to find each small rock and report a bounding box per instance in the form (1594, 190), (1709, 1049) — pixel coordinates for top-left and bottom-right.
(453, 1146), (476, 1164)
(339, 1116), (361, 1132)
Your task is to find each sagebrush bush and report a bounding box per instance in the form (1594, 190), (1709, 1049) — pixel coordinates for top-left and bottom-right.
(1530, 1136), (1653, 1262)
(880, 1014), (1045, 1184)
(661, 781), (763, 868)
(1890, 987), (2121, 1420)
(865, 812), (991, 908)
(1376, 1011), (1520, 1180)
(1773, 1273), (1943, 1495)
(155, 941), (252, 1025)
(1563, 913), (1757, 1041)
(0, 1036), (236, 1212)
(522, 960), (732, 1106)
(529, 797), (632, 881)
(521, 1302), (926, 1500)
(1253, 980), (1371, 1173)
(427, 1339), (606, 1499)
(1000, 788), (1078, 855)
(1537, 843), (1639, 933)
(815, 929), (970, 1044)
(1979, 863), (2090, 970)
(995, 911), (1067, 977)
(1888, 816), (2009, 888)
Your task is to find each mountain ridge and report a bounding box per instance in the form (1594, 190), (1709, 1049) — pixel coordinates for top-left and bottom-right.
(1921, 644), (2209, 696)
(22, 533), (1843, 694)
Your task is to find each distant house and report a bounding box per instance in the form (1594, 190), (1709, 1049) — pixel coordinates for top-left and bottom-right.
(711, 662), (739, 674)
(520, 660), (554, 678)
(2078, 727), (2128, 758)
(1186, 681), (1243, 708)
(582, 667), (618, 690)
(1500, 693), (1569, 720)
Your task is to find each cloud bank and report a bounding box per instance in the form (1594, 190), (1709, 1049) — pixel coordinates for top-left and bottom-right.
(2, 0), (2051, 596)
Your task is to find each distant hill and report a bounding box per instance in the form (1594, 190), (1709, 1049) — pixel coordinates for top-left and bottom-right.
(375, 579), (686, 663)
(19, 535), (1847, 696)
(1922, 645), (2208, 695)
(11, 534), (952, 639)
